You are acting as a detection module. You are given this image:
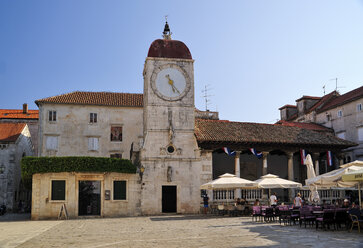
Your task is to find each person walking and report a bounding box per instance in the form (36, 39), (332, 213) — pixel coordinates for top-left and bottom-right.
(203, 194), (209, 214)
(294, 193), (302, 207)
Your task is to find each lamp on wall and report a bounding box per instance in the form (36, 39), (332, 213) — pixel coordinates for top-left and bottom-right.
(139, 166), (145, 182)
(0, 164), (5, 174)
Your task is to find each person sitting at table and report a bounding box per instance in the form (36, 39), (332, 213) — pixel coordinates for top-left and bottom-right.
(343, 199), (350, 208)
(240, 198), (246, 205)
(336, 198), (343, 207)
(294, 193), (302, 207)
(254, 199), (260, 206)
(235, 198), (241, 206)
(350, 201), (358, 209)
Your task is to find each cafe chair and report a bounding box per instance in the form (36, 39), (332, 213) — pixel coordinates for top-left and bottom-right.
(349, 214), (361, 233)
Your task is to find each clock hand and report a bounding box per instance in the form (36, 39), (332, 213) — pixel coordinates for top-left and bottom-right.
(171, 84), (181, 94)
(166, 74), (180, 94)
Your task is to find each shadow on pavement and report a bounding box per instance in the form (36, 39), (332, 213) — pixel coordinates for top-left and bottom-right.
(0, 213), (31, 222)
(150, 215), (226, 221)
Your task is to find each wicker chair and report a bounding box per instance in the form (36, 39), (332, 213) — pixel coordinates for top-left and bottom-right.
(349, 214), (361, 233)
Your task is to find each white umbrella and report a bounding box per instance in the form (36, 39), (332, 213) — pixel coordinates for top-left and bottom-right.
(200, 173), (257, 190)
(306, 161), (363, 188)
(342, 168), (363, 208)
(254, 174), (302, 204)
(254, 174), (302, 189)
(304, 154), (320, 204)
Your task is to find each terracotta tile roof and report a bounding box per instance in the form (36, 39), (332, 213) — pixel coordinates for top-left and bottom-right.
(275, 120), (334, 133)
(285, 91), (338, 121)
(295, 95), (321, 102)
(0, 109), (39, 120)
(35, 91), (143, 107)
(0, 123), (26, 142)
(317, 86), (363, 113)
(307, 91), (338, 113)
(194, 119), (355, 148)
(278, 104), (297, 110)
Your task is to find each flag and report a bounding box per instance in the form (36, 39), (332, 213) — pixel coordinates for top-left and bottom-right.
(223, 147), (236, 156)
(300, 149), (306, 165)
(327, 151), (333, 166)
(249, 148), (262, 159)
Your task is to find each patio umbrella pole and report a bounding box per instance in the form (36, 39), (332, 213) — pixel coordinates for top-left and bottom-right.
(359, 183), (362, 209)
(269, 188), (271, 205)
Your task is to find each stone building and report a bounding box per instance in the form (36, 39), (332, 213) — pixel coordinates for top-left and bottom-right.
(35, 92), (143, 159)
(31, 23), (356, 219)
(0, 123), (34, 211)
(279, 86), (363, 162)
(0, 104), (39, 155)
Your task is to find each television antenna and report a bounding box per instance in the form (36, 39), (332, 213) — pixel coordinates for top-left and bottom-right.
(201, 85), (213, 111)
(330, 78), (346, 93)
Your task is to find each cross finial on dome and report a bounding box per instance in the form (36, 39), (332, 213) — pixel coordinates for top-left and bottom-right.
(162, 15), (172, 40)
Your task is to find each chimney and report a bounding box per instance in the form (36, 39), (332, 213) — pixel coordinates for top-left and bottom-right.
(23, 103), (28, 114)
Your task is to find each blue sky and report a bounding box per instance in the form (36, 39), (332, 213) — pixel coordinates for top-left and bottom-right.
(1, 0), (362, 123)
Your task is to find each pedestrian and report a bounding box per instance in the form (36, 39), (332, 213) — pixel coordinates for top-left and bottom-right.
(270, 192), (277, 206)
(203, 194), (209, 214)
(294, 193), (302, 207)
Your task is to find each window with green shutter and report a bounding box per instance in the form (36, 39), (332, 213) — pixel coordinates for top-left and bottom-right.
(51, 180), (65, 201)
(113, 180), (126, 200)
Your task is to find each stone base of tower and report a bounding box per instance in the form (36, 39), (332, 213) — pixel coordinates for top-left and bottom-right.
(139, 159), (201, 215)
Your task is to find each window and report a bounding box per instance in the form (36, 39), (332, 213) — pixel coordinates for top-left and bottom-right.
(46, 136), (58, 150)
(88, 137), (99, 151)
(110, 153), (122, 159)
(110, 126), (122, 142)
(51, 180), (65, 201)
(48, 110), (57, 122)
(337, 110), (343, 118)
(357, 103), (362, 112)
(336, 132), (345, 140)
(90, 113), (97, 123)
(358, 127), (363, 141)
(113, 180), (126, 200)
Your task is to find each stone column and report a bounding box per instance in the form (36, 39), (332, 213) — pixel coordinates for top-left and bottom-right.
(313, 153), (320, 176)
(287, 152), (294, 181)
(235, 151), (241, 199)
(339, 157), (344, 166)
(262, 152), (269, 175)
(287, 152), (295, 202)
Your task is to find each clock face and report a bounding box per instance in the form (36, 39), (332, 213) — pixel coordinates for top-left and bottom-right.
(154, 67), (187, 100)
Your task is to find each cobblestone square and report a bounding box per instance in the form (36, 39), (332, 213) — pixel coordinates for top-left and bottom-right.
(1, 214), (363, 248)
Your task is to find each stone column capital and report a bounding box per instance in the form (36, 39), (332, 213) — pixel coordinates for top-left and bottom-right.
(286, 152), (294, 159)
(312, 152), (320, 160)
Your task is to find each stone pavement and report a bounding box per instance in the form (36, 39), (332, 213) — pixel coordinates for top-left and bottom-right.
(0, 214), (363, 248)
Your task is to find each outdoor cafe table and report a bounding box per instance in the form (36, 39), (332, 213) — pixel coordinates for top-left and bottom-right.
(312, 210), (324, 217)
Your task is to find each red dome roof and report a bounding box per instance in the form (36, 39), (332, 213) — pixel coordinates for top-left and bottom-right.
(147, 39), (192, 59)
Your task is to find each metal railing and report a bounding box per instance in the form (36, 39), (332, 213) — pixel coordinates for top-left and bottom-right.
(212, 189), (263, 201)
(299, 189), (345, 202)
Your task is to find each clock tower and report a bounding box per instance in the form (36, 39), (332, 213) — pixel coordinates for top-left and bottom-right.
(140, 22), (203, 214)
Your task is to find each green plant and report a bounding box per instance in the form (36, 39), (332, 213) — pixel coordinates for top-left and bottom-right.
(21, 156), (137, 181)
